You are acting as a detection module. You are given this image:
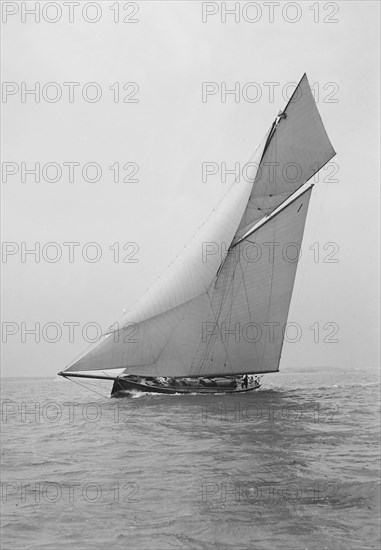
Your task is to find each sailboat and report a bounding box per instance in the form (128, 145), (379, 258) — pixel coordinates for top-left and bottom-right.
(58, 74), (335, 396)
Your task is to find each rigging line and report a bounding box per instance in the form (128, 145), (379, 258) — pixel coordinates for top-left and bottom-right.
(212, 245), (246, 342)
(236, 245), (261, 368)
(213, 226), (240, 288)
(261, 200), (277, 369)
(225, 246), (244, 366)
(62, 375), (111, 400)
(222, 237), (262, 368)
(194, 289), (224, 378)
(220, 255), (236, 368)
(197, 241), (250, 377)
(188, 288), (216, 378)
(262, 130), (276, 213)
(227, 245), (252, 310)
(227, 256), (235, 352)
(199, 257), (233, 372)
(216, 254), (240, 345)
(195, 276), (234, 378)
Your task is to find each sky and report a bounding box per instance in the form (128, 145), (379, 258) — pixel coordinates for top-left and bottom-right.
(1, 0), (380, 377)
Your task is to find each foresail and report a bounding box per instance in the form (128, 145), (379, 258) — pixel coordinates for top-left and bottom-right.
(64, 135), (268, 374)
(233, 73), (335, 244)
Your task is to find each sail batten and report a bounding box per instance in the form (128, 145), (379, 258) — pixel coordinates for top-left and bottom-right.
(62, 74), (335, 379)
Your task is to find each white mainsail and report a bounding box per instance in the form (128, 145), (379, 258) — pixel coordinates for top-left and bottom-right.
(63, 74), (335, 378)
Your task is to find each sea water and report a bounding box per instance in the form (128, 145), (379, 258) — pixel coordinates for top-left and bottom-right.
(1, 366), (380, 550)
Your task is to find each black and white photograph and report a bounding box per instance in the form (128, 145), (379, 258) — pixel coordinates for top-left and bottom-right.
(1, 1), (380, 549)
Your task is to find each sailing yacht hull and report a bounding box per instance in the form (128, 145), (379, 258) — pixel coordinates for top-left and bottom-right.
(110, 376), (261, 397)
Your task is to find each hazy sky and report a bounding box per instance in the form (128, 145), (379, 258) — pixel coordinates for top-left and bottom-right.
(1, 1), (380, 377)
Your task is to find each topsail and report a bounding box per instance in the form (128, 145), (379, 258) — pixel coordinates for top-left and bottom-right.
(62, 74), (335, 379)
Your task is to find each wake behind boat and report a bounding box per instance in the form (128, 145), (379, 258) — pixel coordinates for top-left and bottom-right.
(58, 74), (336, 397)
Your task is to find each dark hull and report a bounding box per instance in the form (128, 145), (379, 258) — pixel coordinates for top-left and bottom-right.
(111, 377), (261, 397)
